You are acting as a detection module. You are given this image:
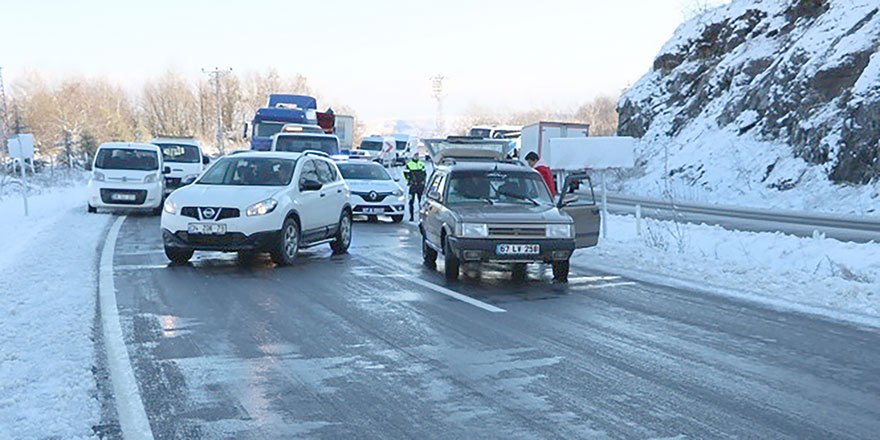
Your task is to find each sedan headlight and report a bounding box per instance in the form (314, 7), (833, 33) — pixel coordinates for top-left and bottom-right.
(546, 224), (573, 238)
(144, 173), (160, 183)
(459, 222), (488, 238)
(163, 199), (178, 215)
(246, 198), (278, 216)
(93, 171), (105, 182)
(392, 188), (404, 197)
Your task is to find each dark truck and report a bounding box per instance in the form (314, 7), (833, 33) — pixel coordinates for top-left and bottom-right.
(418, 137), (600, 282)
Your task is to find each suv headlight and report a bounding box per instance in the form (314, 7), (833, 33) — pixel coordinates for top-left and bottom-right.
(459, 222), (488, 238)
(546, 224), (573, 238)
(163, 199), (178, 215)
(246, 199), (278, 216)
(93, 171), (105, 182)
(144, 173), (160, 183)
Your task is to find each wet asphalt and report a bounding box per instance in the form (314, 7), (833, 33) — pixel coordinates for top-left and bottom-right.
(109, 215), (880, 439)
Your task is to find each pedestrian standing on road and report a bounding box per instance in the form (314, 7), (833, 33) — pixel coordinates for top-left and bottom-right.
(404, 152), (427, 221)
(525, 152), (556, 197)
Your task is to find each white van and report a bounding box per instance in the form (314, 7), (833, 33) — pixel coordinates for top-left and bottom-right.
(151, 137), (209, 194)
(88, 143), (167, 214)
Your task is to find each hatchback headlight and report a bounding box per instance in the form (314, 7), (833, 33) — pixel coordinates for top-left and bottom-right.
(246, 199), (278, 216)
(546, 224), (573, 238)
(144, 173), (160, 183)
(460, 223), (488, 237)
(163, 199), (178, 215)
(93, 171), (105, 182)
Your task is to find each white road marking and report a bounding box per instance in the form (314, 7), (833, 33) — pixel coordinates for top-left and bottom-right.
(568, 275), (621, 284)
(405, 277), (506, 313)
(114, 264), (170, 271)
(99, 216), (154, 440)
(574, 281), (637, 290)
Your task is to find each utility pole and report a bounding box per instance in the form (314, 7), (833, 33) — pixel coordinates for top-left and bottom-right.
(0, 67), (10, 165)
(202, 67), (232, 154)
(430, 75), (446, 136)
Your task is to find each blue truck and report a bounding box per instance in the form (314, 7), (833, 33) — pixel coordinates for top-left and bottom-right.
(247, 94), (338, 151)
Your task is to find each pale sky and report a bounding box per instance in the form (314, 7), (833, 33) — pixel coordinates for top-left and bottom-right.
(0, 0), (725, 123)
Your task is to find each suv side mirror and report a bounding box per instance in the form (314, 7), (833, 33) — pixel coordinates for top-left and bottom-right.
(300, 178), (323, 192)
(182, 175), (198, 185)
(202, 156), (210, 165)
(163, 166), (171, 174)
(427, 190), (441, 201)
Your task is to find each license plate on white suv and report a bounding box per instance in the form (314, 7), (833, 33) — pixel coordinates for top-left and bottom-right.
(187, 223), (226, 235)
(496, 244), (540, 255)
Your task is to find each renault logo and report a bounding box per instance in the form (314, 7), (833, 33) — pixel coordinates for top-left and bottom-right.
(202, 207), (216, 219)
(369, 191), (378, 201)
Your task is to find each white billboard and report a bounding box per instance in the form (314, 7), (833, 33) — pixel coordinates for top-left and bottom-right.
(547, 136), (635, 170)
(7, 134), (35, 159)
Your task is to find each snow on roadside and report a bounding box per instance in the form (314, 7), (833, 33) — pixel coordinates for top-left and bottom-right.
(0, 184), (110, 439)
(573, 214), (880, 325)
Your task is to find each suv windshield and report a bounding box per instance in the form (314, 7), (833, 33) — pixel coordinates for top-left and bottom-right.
(337, 163), (392, 180)
(446, 170), (553, 205)
(275, 135), (339, 155)
(198, 157), (295, 186)
(157, 143), (200, 163)
(94, 148), (159, 171)
(360, 140), (383, 151)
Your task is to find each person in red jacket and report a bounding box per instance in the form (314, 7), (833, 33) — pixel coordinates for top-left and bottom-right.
(525, 152), (556, 197)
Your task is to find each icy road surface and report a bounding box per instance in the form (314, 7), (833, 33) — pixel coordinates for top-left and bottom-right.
(103, 216), (880, 439)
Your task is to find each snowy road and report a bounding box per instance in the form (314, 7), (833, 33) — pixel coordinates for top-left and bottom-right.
(103, 216), (880, 439)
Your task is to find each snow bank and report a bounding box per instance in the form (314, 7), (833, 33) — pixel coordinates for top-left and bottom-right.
(0, 185), (109, 439)
(574, 214), (880, 325)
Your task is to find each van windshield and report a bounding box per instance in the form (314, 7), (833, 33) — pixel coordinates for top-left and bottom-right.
(360, 141), (383, 151)
(274, 135), (339, 155)
(94, 148), (159, 171)
(157, 144), (200, 163)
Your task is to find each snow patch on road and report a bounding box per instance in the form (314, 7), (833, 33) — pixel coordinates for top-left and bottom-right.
(574, 215), (880, 326)
(0, 185), (109, 439)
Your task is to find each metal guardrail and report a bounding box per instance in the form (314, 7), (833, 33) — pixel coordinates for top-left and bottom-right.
(598, 193), (880, 243)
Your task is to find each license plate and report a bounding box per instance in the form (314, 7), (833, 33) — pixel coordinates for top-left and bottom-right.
(496, 244), (540, 255)
(187, 223), (226, 235)
(111, 193), (136, 201)
(363, 207), (385, 214)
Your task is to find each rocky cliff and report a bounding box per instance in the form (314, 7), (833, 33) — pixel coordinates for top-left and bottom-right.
(619, 0), (880, 200)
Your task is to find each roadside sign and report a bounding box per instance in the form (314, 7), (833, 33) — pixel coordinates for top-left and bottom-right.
(547, 136), (634, 170)
(7, 133), (35, 159)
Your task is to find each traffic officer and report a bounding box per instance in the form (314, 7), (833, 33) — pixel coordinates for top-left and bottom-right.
(403, 152), (427, 221)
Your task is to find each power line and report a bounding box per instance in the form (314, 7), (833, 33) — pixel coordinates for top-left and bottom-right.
(202, 67), (232, 154)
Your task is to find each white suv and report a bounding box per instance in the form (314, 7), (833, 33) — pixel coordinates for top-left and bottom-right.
(160, 151), (352, 265)
(88, 142), (166, 214)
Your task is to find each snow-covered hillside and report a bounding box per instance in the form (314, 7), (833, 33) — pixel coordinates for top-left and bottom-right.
(617, 0), (880, 215)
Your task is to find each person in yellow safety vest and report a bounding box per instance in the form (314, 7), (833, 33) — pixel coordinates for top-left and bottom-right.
(403, 152), (427, 221)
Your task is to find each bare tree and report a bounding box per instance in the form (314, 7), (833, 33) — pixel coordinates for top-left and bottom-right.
(575, 95), (618, 136)
(141, 71), (198, 137)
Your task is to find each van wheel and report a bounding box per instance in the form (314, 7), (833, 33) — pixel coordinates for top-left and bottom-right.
(552, 259), (570, 282)
(330, 211), (352, 254)
(165, 246), (193, 265)
(271, 217), (300, 266)
(87, 204), (97, 213)
(422, 236), (437, 268)
(391, 215), (404, 223)
(444, 240), (460, 280)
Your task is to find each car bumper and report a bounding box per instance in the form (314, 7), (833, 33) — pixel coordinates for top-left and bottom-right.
(88, 180), (163, 209)
(447, 236), (575, 263)
(351, 194), (405, 216)
(162, 228), (281, 251)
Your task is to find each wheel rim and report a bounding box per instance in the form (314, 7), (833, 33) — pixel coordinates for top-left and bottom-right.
(340, 215), (352, 248)
(284, 223), (298, 259)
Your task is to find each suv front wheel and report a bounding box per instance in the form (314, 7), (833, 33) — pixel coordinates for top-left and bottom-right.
(422, 235), (437, 268)
(271, 217), (300, 266)
(443, 239), (460, 280)
(165, 246), (193, 265)
(552, 259), (570, 282)
(330, 211), (352, 254)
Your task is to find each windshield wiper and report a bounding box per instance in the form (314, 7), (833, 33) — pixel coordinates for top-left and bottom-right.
(461, 194), (495, 205)
(497, 191), (540, 206)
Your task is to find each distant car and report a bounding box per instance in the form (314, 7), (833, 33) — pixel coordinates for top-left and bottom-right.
(336, 159), (406, 223)
(270, 125), (340, 156)
(419, 137), (600, 282)
(88, 142), (167, 215)
(151, 137), (209, 194)
(160, 151), (352, 265)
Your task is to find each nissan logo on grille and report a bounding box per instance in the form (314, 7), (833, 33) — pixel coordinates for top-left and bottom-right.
(201, 207), (216, 219)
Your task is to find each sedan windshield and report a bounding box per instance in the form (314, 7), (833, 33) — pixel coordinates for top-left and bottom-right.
(94, 148), (159, 171)
(446, 171), (553, 205)
(275, 135), (339, 155)
(198, 157), (295, 186)
(157, 144), (200, 163)
(337, 163), (392, 180)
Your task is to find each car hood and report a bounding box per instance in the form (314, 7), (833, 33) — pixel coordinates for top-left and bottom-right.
(451, 203), (571, 223)
(169, 184), (282, 208)
(346, 179), (402, 193)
